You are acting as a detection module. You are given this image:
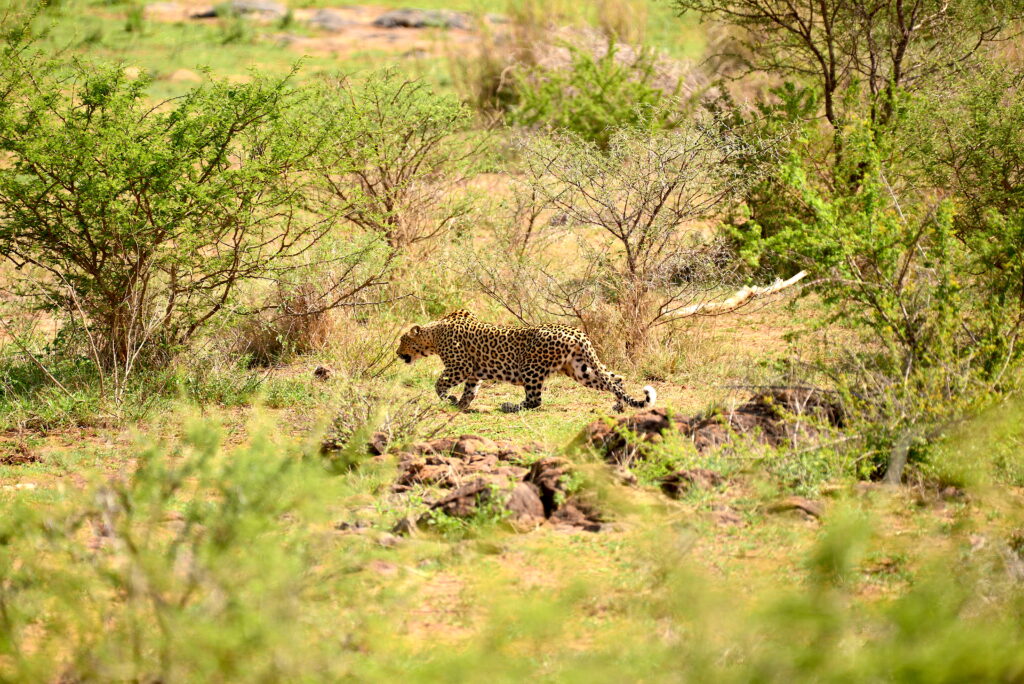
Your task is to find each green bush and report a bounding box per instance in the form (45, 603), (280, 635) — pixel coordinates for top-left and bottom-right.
(708, 81), (822, 273)
(737, 121), (1023, 473)
(0, 51), (328, 390)
(901, 65), (1024, 378)
(510, 42), (682, 148)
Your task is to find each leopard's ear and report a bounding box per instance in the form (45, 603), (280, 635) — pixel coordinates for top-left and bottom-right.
(410, 325), (421, 335)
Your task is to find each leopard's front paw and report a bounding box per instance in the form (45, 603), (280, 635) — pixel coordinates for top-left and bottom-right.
(500, 402), (522, 413)
(446, 395), (459, 405)
(612, 402), (625, 413)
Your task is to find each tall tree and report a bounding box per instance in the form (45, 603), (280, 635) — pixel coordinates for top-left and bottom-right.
(675, 0), (1021, 130)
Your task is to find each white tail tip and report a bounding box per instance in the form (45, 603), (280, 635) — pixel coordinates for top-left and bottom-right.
(643, 385), (657, 408)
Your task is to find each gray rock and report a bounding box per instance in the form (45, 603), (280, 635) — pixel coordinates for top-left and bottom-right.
(191, 0), (287, 19)
(506, 482), (545, 522)
(372, 8), (471, 30)
(308, 9), (351, 31)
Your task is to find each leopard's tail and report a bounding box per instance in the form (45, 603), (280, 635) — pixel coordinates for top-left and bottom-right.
(613, 382), (657, 409)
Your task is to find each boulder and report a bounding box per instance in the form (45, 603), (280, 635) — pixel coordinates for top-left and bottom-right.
(372, 8), (471, 30)
(506, 482), (545, 522)
(308, 9), (351, 31)
(191, 0), (287, 19)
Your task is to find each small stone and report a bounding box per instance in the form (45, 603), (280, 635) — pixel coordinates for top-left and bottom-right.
(550, 502), (602, 532)
(424, 479), (493, 520)
(453, 435), (496, 457)
(377, 533), (402, 548)
(391, 517), (417, 536)
(367, 431), (389, 456)
(766, 496), (824, 519)
(367, 559), (399, 577)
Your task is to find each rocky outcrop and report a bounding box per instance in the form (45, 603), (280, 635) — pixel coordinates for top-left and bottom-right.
(388, 436), (602, 532)
(372, 8), (471, 30)
(587, 388), (844, 465)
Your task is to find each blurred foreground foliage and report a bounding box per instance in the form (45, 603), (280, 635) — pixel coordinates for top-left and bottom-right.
(0, 407), (1022, 681)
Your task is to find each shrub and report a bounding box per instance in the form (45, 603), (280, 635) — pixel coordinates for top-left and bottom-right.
(0, 53), (340, 397)
(231, 235), (394, 367)
(901, 65), (1024, 371)
(741, 123), (1024, 475)
(513, 123), (756, 355)
(706, 81), (823, 273)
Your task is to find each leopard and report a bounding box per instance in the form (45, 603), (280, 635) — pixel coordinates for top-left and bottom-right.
(396, 310), (656, 413)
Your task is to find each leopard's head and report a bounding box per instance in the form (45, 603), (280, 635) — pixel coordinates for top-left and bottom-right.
(396, 325), (433, 364)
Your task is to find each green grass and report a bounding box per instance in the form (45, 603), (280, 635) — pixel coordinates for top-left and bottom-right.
(2, 384), (1023, 680)
(26, 0), (432, 95)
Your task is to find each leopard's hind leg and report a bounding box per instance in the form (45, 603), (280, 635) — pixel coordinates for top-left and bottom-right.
(457, 378), (479, 410)
(500, 365), (549, 413)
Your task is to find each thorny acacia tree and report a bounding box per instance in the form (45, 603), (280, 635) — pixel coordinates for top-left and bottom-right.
(0, 50), (388, 391)
(509, 123), (760, 349)
(311, 70), (484, 251)
(675, 0), (1022, 132)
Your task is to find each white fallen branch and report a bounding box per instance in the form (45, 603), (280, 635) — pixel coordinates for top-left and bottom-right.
(671, 270), (808, 319)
